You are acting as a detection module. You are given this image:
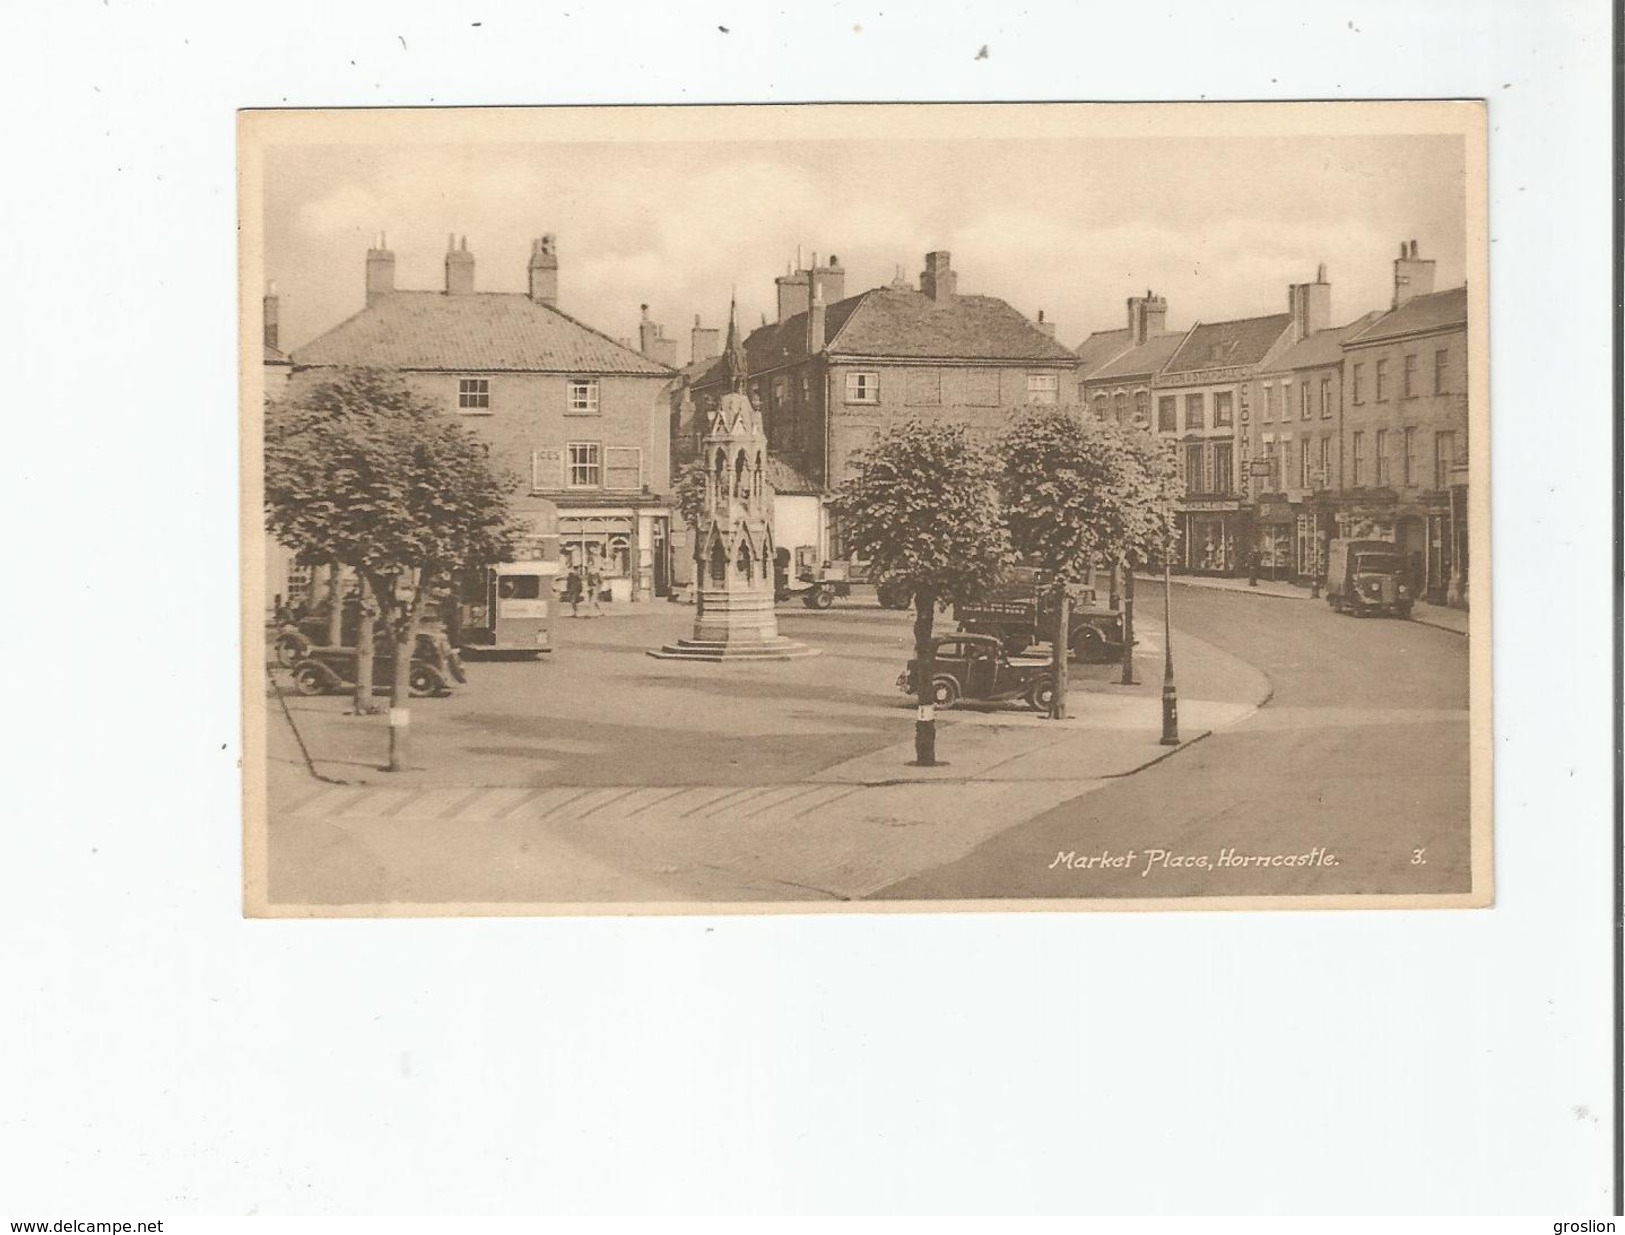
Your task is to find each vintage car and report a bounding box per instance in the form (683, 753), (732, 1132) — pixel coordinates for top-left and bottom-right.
(289, 631), (466, 698)
(1325, 539), (1413, 618)
(955, 570), (1125, 661)
(896, 632), (1056, 712)
(774, 552), (857, 609)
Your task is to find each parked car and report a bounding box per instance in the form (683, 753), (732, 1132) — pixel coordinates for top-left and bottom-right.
(1325, 538), (1413, 618)
(955, 570), (1124, 660)
(289, 631), (466, 698)
(774, 553), (857, 609)
(897, 632), (1055, 712)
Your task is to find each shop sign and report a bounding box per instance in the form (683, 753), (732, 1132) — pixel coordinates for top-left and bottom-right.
(1183, 499), (1242, 513)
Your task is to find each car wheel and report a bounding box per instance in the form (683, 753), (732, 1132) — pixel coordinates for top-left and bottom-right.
(409, 665), (447, 697)
(930, 676), (960, 709)
(811, 588), (835, 610)
(292, 664), (329, 696)
(1027, 678), (1056, 712)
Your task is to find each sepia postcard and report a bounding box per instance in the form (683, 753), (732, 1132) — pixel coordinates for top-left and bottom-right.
(240, 101), (1492, 916)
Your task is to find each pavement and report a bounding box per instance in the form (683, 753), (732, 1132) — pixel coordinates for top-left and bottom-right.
(259, 592), (1271, 908)
(1169, 573), (1471, 636)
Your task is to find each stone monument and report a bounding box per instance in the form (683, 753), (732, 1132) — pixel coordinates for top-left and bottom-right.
(651, 301), (817, 662)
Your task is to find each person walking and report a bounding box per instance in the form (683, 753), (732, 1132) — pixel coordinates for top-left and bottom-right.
(564, 564), (584, 617)
(583, 556), (604, 616)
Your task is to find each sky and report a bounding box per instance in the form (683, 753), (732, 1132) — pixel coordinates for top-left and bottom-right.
(262, 131), (1467, 362)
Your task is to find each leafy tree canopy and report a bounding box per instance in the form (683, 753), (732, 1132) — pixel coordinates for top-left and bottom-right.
(264, 367), (522, 592)
(830, 419), (1009, 606)
(1000, 407), (1180, 584)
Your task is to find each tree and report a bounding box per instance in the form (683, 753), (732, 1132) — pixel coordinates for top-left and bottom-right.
(265, 367), (520, 768)
(829, 420), (1009, 766)
(999, 407), (1179, 719)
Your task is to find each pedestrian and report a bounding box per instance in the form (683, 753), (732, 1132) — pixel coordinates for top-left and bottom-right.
(564, 564), (584, 617)
(584, 556), (604, 616)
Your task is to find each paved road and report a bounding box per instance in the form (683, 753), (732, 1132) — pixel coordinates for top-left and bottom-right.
(873, 584), (1474, 901)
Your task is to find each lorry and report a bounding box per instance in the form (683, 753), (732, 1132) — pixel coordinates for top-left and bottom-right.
(1325, 538), (1413, 618)
(954, 568), (1126, 661)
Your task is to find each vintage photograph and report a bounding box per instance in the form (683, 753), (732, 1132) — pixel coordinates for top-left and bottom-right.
(241, 102), (1491, 914)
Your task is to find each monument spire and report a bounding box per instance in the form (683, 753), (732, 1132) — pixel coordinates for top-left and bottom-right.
(723, 292), (748, 394)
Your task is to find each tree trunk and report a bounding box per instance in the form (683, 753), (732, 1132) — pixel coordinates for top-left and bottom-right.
(386, 570), (428, 773)
(325, 562), (343, 646)
(353, 587), (379, 716)
(912, 588), (937, 766)
(1109, 561), (1121, 611)
(1120, 563), (1138, 685)
(1050, 588), (1070, 721)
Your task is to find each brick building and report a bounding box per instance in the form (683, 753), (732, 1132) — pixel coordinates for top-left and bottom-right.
(1335, 243), (1469, 605)
(285, 234), (675, 603)
(679, 250), (1078, 564)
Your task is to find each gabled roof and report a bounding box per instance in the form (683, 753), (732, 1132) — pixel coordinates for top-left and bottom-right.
(694, 285), (1076, 384)
(1265, 312), (1384, 372)
(1088, 330), (1188, 382)
(1162, 313), (1293, 376)
(1346, 286), (1468, 345)
(290, 290), (673, 375)
(1074, 327), (1132, 377)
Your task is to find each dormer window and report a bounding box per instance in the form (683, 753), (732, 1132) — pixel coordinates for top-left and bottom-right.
(457, 378), (490, 411)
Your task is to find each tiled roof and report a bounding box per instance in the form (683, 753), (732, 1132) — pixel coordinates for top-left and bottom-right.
(766, 456), (821, 493)
(291, 291), (673, 375)
(1088, 330), (1187, 382)
(1163, 313), (1293, 375)
(1266, 312), (1384, 371)
(828, 288), (1080, 362)
(1074, 328), (1131, 377)
(1346, 286), (1468, 345)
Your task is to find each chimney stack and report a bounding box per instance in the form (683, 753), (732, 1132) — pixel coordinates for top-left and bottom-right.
(806, 288), (827, 353)
(690, 314), (722, 366)
(1033, 309), (1056, 338)
(636, 304), (678, 367)
(1391, 238), (1436, 308)
(920, 250), (957, 302)
(263, 281), (280, 352)
(1126, 289), (1168, 346)
(1288, 264), (1331, 340)
(528, 234), (559, 306)
(444, 234), (475, 296)
(365, 232), (395, 307)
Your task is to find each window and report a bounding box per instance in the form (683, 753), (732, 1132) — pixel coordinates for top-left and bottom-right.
(1299, 439), (1312, 488)
(1212, 441), (1233, 494)
(1352, 431), (1365, 485)
(567, 379), (600, 415)
(1375, 358), (1389, 402)
(1403, 427), (1416, 485)
(1113, 391), (1128, 423)
(1027, 373), (1059, 405)
(1402, 353), (1417, 398)
(1351, 363), (1364, 404)
(1299, 382), (1311, 421)
(1434, 349), (1449, 394)
(1375, 429), (1389, 485)
(1185, 393), (1205, 429)
(1434, 431), (1456, 489)
(1319, 435), (1332, 488)
(1157, 395), (1177, 431)
(567, 442), (601, 488)
(1094, 393), (1110, 422)
(1214, 391), (1233, 428)
(604, 446), (643, 491)
(1134, 389), (1150, 426)
(458, 378), (490, 410)
(1320, 377), (1332, 419)
(1185, 444), (1205, 492)
(1263, 384), (1278, 421)
(845, 371), (879, 403)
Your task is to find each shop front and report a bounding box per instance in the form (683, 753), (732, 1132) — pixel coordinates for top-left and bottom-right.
(1177, 500), (1246, 576)
(557, 503), (670, 603)
(1333, 493), (1453, 604)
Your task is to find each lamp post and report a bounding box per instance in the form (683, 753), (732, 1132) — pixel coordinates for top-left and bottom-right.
(1160, 535), (1179, 745)
(1120, 559), (1138, 686)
